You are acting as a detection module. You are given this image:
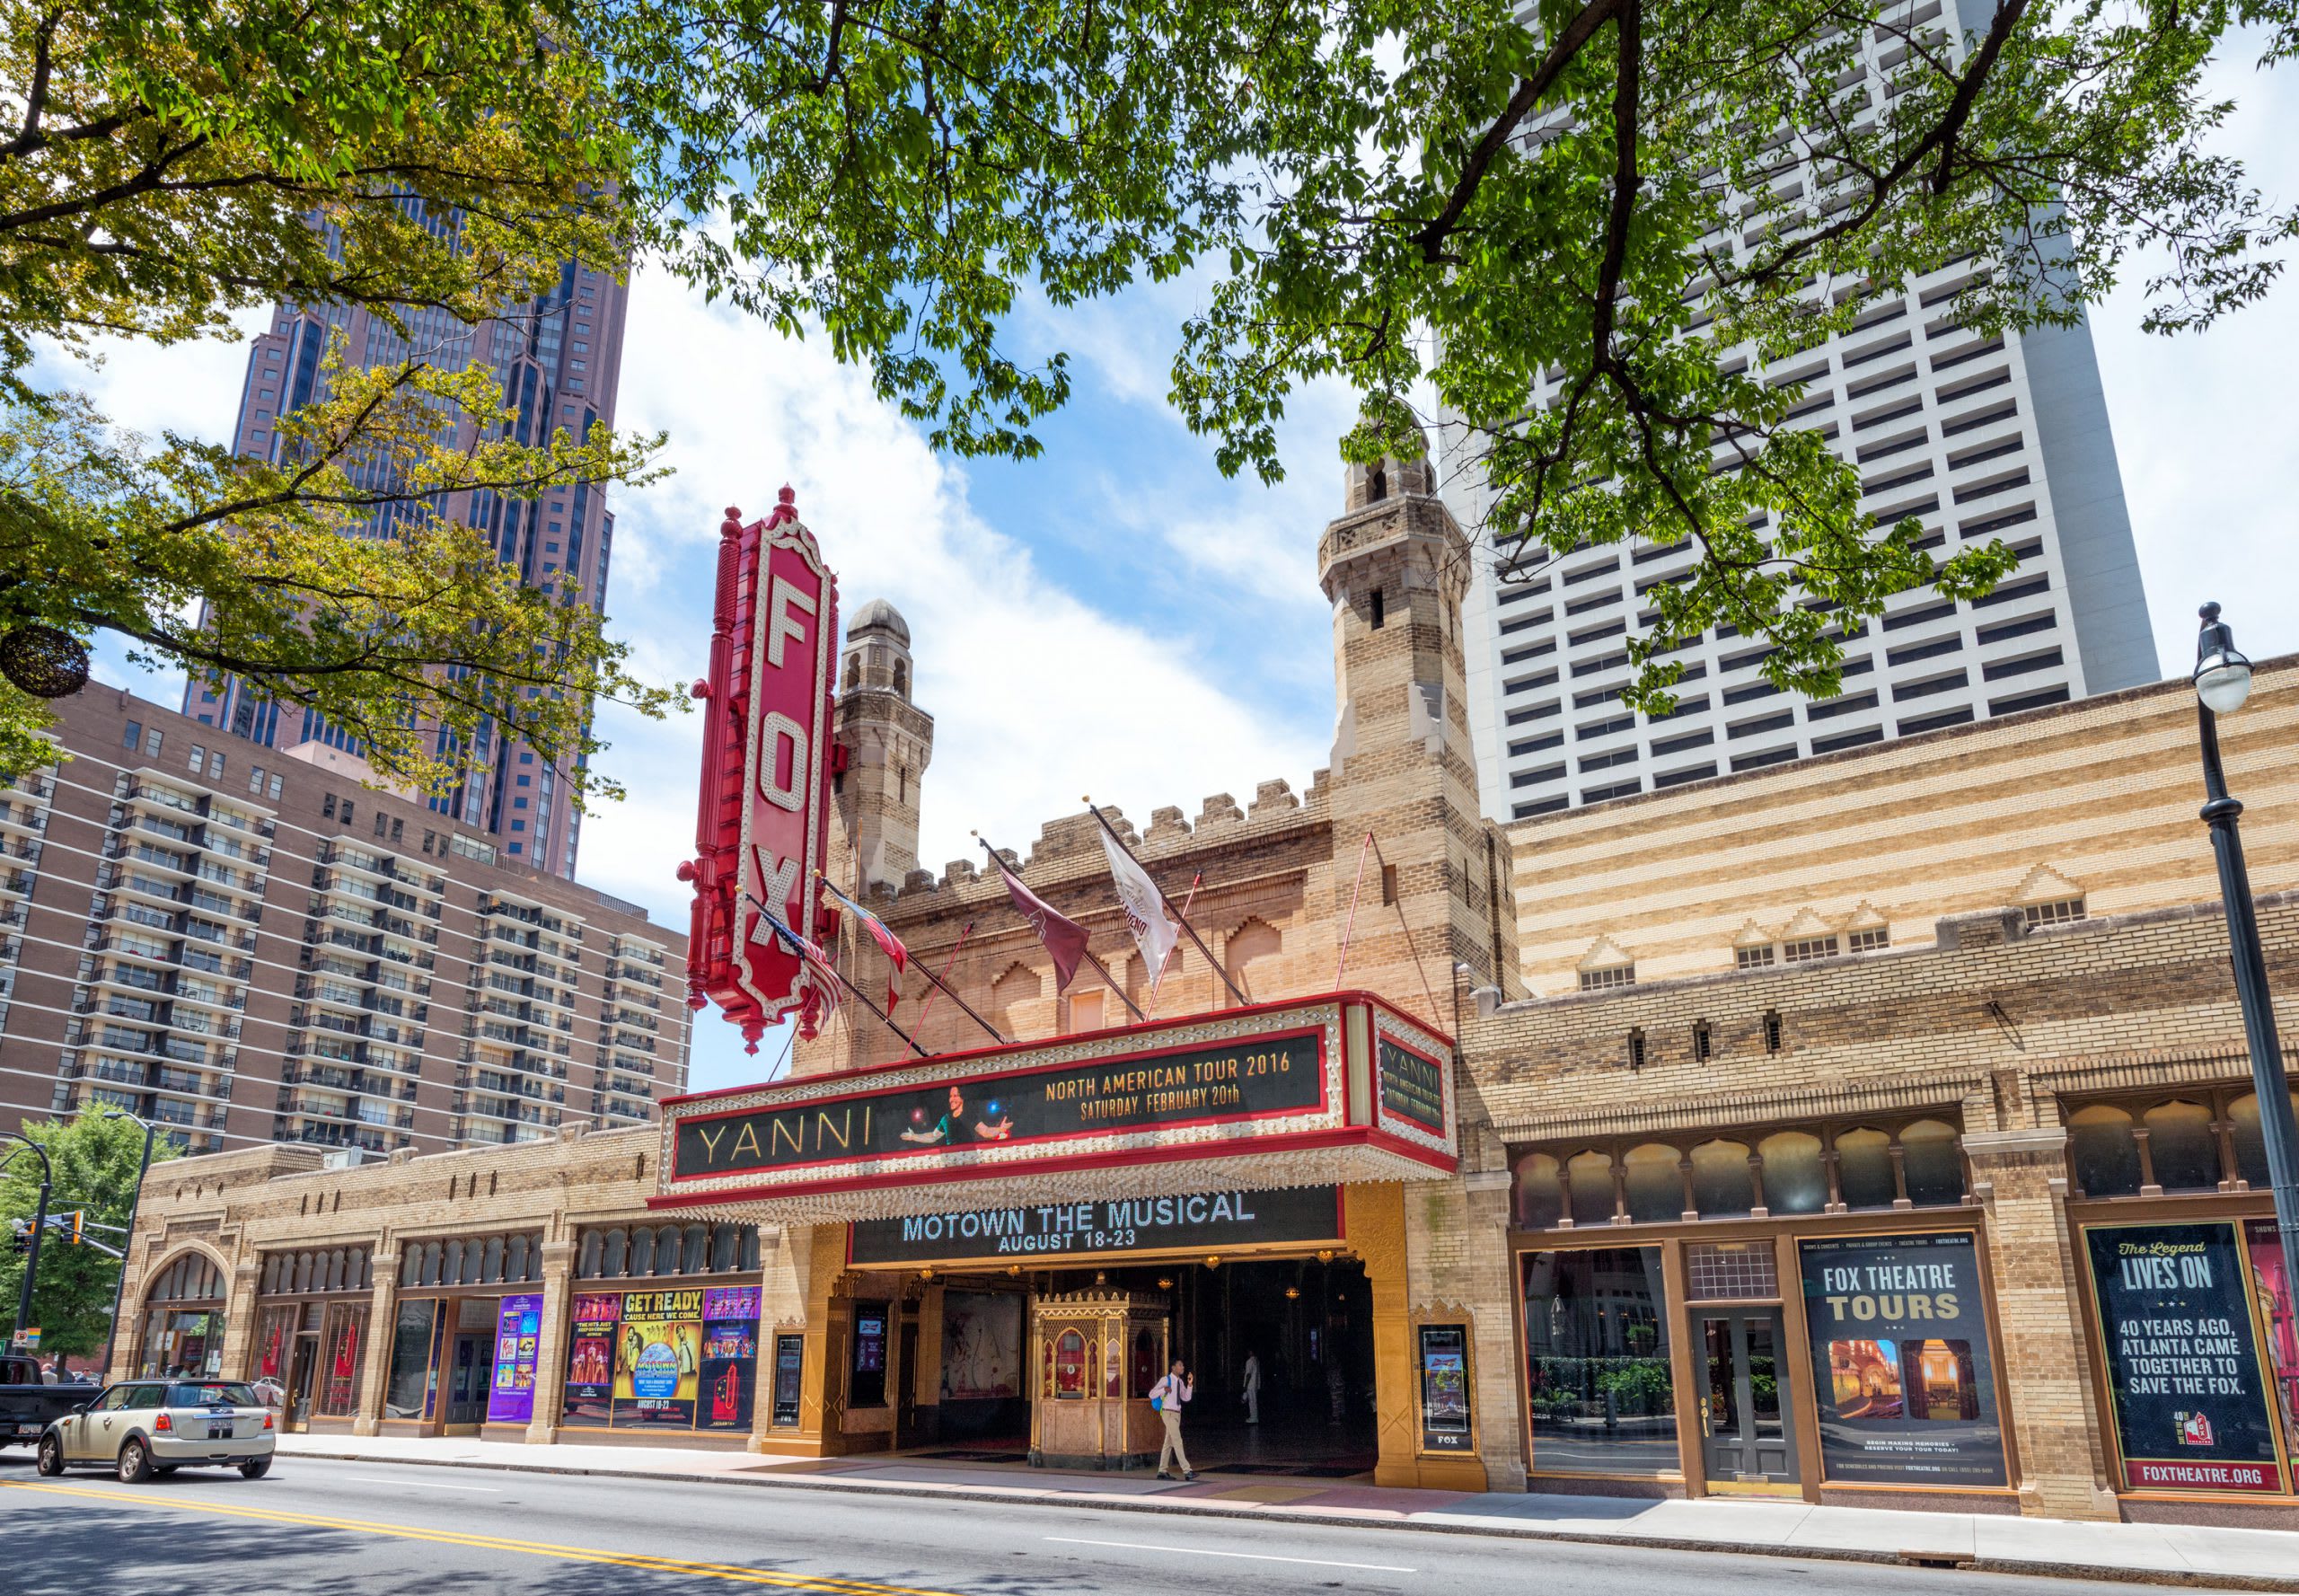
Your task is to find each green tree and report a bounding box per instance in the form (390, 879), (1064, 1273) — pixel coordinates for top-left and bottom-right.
(1, 1111), (179, 1368)
(10, 0), (2298, 750)
(1, 0), (674, 796)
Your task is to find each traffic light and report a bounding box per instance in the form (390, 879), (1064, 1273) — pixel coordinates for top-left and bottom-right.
(5, 1220), (26, 1256)
(67, 1211), (82, 1248)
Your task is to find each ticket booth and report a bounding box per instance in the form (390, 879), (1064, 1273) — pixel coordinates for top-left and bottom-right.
(1029, 1288), (1167, 1470)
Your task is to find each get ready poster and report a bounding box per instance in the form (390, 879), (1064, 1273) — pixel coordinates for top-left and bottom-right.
(614, 1289), (704, 1428)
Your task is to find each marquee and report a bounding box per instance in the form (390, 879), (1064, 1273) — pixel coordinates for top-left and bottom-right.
(647, 992), (1457, 1225)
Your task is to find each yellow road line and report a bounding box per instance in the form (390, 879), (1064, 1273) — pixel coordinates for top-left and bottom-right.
(0, 1479), (967, 1595)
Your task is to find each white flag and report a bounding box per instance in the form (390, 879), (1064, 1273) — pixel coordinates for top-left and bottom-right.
(1099, 827), (1178, 979)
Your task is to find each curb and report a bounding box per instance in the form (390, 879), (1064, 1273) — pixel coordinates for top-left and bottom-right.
(276, 1450), (2299, 1592)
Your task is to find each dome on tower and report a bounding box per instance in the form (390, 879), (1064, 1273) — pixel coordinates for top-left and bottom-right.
(849, 598), (910, 646)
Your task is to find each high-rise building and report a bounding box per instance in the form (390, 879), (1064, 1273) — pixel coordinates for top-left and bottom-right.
(1449, 0), (2158, 822)
(183, 257), (630, 877)
(0, 684), (687, 1158)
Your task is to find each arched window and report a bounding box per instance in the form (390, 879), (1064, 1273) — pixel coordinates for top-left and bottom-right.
(2142, 1101), (2218, 1192)
(1759, 1132), (1828, 1215)
(579, 1230), (603, 1277)
(1835, 1128), (1896, 1210)
(325, 1248), (346, 1292)
(507, 1235), (531, 1282)
(1222, 921), (1282, 1007)
(1367, 464), (1388, 502)
(2231, 1092), (2299, 1189)
(630, 1227), (656, 1276)
(1623, 1143), (1683, 1223)
(260, 1256), (279, 1295)
(481, 1236), (506, 1283)
(1899, 1119), (1965, 1206)
(712, 1225), (742, 1273)
(893, 659), (908, 698)
(1566, 1151), (1616, 1226)
(602, 1228), (628, 1277)
(443, 1239), (465, 1284)
(1514, 1152), (1563, 1230)
(401, 1249), (421, 1287)
(1689, 1139), (1755, 1218)
(420, 1240), (443, 1287)
(2069, 1105), (2141, 1197)
(741, 1228), (761, 1273)
(684, 1225), (710, 1274)
(842, 655), (860, 691)
(293, 1252), (313, 1293)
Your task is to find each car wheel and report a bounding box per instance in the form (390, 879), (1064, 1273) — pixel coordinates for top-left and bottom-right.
(117, 1438), (154, 1484)
(35, 1435), (64, 1477)
(239, 1457), (271, 1480)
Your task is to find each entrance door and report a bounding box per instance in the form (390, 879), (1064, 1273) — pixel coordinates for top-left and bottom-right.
(1697, 1309), (1798, 1492)
(894, 1320), (920, 1448)
(286, 1333), (321, 1433)
(445, 1334), (490, 1426)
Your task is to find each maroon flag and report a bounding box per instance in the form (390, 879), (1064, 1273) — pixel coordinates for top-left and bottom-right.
(991, 855), (1088, 992)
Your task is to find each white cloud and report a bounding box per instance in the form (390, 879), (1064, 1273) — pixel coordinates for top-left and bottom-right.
(577, 268), (1334, 1087)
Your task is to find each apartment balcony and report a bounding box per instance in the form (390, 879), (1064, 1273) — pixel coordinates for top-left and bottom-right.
(3, 869), (43, 898)
(0, 798), (48, 834)
(121, 780), (203, 818)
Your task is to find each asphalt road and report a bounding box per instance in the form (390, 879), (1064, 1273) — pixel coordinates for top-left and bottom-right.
(0, 1451), (2198, 1596)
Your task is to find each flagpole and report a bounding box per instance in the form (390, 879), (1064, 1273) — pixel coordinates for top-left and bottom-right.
(1334, 830), (1374, 987)
(1084, 799), (1246, 1005)
(820, 876), (1008, 1046)
(914, 921), (973, 1032)
(975, 836), (1148, 1023)
(1141, 870), (1201, 1021)
(746, 894), (932, 1060)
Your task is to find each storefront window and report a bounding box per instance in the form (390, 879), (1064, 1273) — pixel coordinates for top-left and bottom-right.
(1835, 1128), (1897, 1210)
(1567, 1151), (1616, 1226)
(1899, 1120), (1965, 1207)
(1689, 1140), (1754, 1218)
(1520, 1248), (1676, 1476)
(319, 1304), (367, 1417)
(1757, 1133), (1826, 1215)
(1515, 1154), (1563, 1230)
(137, 1252), (226, 1378)
(2143, 1102), (2219, 1192)
(2070, 1106), (2142, 1197)
(1623, 1144), (1683, 1224)
(385, 1299), (439, 1420)
(2233, 1092), (2299, 1189)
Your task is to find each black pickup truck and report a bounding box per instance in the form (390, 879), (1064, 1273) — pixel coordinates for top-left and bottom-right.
(0, 1354), (92, 1448)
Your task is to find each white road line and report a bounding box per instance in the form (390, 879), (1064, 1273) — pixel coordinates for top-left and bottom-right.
(1044, 1536), (1414, 1573)
(337, 1475), (503, 1493)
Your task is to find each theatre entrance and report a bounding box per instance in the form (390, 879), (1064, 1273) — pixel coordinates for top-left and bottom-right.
(906, 1255), (1378, 1477)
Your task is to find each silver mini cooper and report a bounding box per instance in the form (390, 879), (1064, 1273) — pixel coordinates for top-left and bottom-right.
(39, 1379), (275, 1482)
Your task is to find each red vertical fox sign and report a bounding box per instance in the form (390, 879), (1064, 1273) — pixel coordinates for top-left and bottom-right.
(681, 489), (840, 1047)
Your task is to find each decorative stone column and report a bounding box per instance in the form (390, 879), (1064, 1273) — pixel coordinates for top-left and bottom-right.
(352, 1249), (401, 1437)
(217, 1256), (262, 1380)
(1962, 1126), (2121, 1521)
(524, 1239), (577, 1443)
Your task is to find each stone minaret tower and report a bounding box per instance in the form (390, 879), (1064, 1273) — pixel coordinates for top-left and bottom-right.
(1319, 428), (1521, 1016)
(833, 599), (934, 895)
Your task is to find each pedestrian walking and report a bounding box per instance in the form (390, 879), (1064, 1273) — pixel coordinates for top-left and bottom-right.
(1149, 1358), (1196, 1479)
(1240, 1349), (1262, 1425)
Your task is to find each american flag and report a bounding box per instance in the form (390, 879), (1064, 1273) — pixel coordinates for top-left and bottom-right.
(751, 895), (842, 1025)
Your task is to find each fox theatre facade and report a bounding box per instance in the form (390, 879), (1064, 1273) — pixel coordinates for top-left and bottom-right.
(648, 991), (1478, 1485)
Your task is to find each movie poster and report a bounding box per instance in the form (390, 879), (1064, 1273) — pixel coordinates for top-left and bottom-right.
(698, 1287), (760, 1432)
(939, 1292), (1023, 1401)
(2246, 1220), (2298, 1467)
(487, 1293), (544, 1425)
(1798, 1232), (2008, 1486)
(1417, 1324), (1472, 1452)
(2085, 1221), (2286, 1494)
(613, 1288), (704, 1429)
(563, 1292), (622, 1426)
(772, 1334), (806, 1427)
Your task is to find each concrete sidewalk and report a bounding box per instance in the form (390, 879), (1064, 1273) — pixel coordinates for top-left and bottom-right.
(276, 1433), (2299, 1590)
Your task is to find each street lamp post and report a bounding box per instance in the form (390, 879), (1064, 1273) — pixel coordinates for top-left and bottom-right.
(2190, 602), (2299, 1351)
(101, 1109), (159, 1381)
(4, 1132), (53, 1354)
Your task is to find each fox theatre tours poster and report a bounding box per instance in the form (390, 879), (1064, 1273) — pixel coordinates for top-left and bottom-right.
(1798, 1233), (2008, 1486)
(2086, 1221), (2288, 1494)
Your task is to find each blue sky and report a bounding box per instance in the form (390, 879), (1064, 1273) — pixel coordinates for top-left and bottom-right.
(44, 37), (2299, 1095)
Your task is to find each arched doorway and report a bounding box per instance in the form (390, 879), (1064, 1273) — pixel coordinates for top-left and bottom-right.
(137, 1250), (228, 1378)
